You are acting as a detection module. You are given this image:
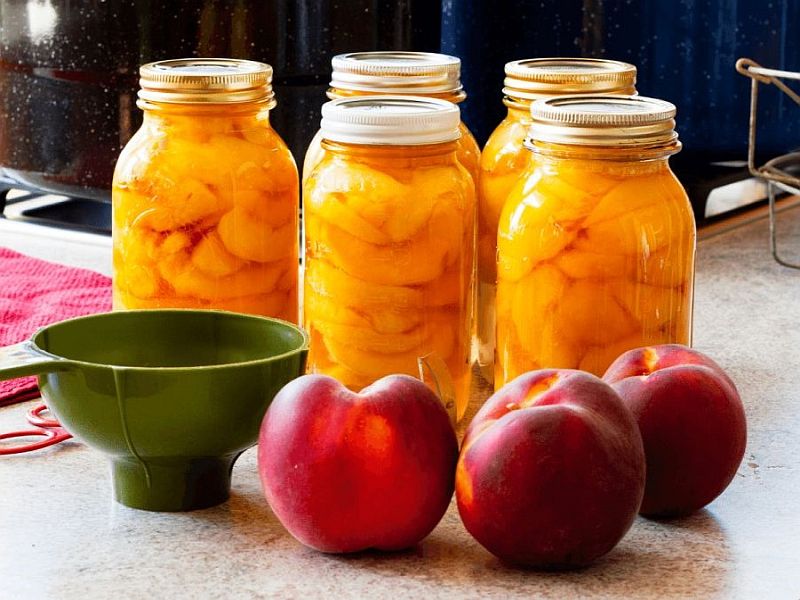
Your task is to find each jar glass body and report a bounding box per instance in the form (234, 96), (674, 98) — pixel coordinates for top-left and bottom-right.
(303, 141), (475, 413)
(495, 144), (695, 386)
(112, 102), (299, 322)
(476, 102), (532, 374)
(302, 88), (480, 185)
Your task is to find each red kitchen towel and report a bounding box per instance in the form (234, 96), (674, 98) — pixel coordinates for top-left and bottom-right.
(0, 247), (112, 406)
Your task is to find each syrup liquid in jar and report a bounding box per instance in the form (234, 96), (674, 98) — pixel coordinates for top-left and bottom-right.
(303, 96), (475, 420)
(478, 58), (636, 383)
(112, 59), (299, 321)
(495, 95), (695, 386)
(302, 51), (480, 186)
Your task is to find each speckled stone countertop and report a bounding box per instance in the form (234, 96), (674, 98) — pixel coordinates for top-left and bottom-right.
(2, 206), (800, 599)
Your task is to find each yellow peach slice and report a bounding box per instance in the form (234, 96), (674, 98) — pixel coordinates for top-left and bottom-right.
(191, 231), (246, 277)
(419, 266), (465, 308)
(133, 178), (228, 232)
(159, 251), (284, 300)
(509, 264), (569, 352)
(305, 260), (420, 308)
(214, 290), (290, 318)
(532, 319), (582, 371)
(554, 279), (637, 346)
(217, 208), (296, 263)
(156, 231), (192, 258)
(497, 192), (578, 282)
(578, 333), (651, 376)
(314, 220), (449, 286)
(637, 233), (695, 287)
(552, 243), (634, 280)
(583, 171), (682, 227)
(225, 189), (297, 228)
(304, 292), (371, 328)
(305, 191), (390, 245)
(479, 170), (523, 230)
(610, 280), (687, 329)
(323, 318), (456, 378)
(314, 319), (426, 354)
(113, 288), (204, 310)
(531, 174), (601, 224)
(554, 160), (619, 197)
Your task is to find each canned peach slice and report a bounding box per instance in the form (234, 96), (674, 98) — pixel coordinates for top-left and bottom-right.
(530, 175), (601, 223)
(322, 320), (456, 379)
(305, 261), (422, 308)
(552, 245), (634, 280)
(217, 208), (296, 263)
(583, 172), (677, 227)
(159, 252), (285, 301)
(132, 178), (227, 232)
(498, 199), (578, 281)
(555, 280), (637, 346)
(214, 290), (293, 318)
(313, 221), (451, 286)
(610, 281), (687, 329)
(304, 293), (373, 328)
(418, 266), (463, 308)
(228, 190), (296, 228)
(578, 333), (654, 375)
(315, 319), (433, 354)
(509, 264), (568, 352)
(306, 191), (390, 245)
(191, 231), (246, 278)
(112, 289), (204, 310)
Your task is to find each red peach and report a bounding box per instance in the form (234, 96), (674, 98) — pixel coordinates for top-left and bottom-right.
(258, 374), (458, 553)
(604, 345), (747, 517)
(456, 369), (645, 569)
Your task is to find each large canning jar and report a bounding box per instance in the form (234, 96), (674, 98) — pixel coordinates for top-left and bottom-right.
(477, 58), (636, 382)
(112, 59), (299, 322)
(302, 52), (480, 185)
(495, 96), (695, 387)
(304, 97), (475, 419)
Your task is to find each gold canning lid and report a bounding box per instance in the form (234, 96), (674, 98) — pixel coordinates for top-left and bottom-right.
(138, 58), (275, 106)
(329, 51), (464, 97)
(503, 58), (636, 103)
(527, 95), (679, 148)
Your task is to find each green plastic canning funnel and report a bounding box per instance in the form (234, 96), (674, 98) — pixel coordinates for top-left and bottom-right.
(0, 309), (309, 512)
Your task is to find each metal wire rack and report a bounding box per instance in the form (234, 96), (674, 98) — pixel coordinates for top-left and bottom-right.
(736, 58), (800, 269)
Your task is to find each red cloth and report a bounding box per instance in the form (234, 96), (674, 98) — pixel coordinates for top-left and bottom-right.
(0, 247), (111, 406)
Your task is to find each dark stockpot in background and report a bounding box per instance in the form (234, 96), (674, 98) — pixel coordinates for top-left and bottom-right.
(442, 0), (800, 160)
(0, 0), (440, 201)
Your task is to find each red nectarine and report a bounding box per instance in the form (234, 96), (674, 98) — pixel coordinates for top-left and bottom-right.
(604, 345), (747, 517)
(456, 369), (645, 569)
(258, 374), (458, 553)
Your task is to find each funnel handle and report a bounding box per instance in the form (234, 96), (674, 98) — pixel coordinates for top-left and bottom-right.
(0, 341), (71, 380)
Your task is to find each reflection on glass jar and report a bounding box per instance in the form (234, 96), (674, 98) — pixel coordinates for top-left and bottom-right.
(496, 95), (695, 387)
(112, 59), (299, 322)
(303, 96), (475, 419)
(477, 58), (637, 383)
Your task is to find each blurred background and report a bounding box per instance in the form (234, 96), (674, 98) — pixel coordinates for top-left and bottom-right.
(1, 0), (798, 223)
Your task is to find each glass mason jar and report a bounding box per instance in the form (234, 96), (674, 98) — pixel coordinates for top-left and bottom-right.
(495, 95), (695, 386)
(302, 51), (480, 185)
(112, 59), (299, 322)
(304, 97), (475, 419)
(477, 58), (636, 383)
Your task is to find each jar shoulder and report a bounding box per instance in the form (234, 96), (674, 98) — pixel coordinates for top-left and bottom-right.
(499, 161), (693, 234)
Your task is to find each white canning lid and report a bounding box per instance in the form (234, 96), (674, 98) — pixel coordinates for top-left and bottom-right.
(320, 96), (461, 145)
(330, 51), (462, 95)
